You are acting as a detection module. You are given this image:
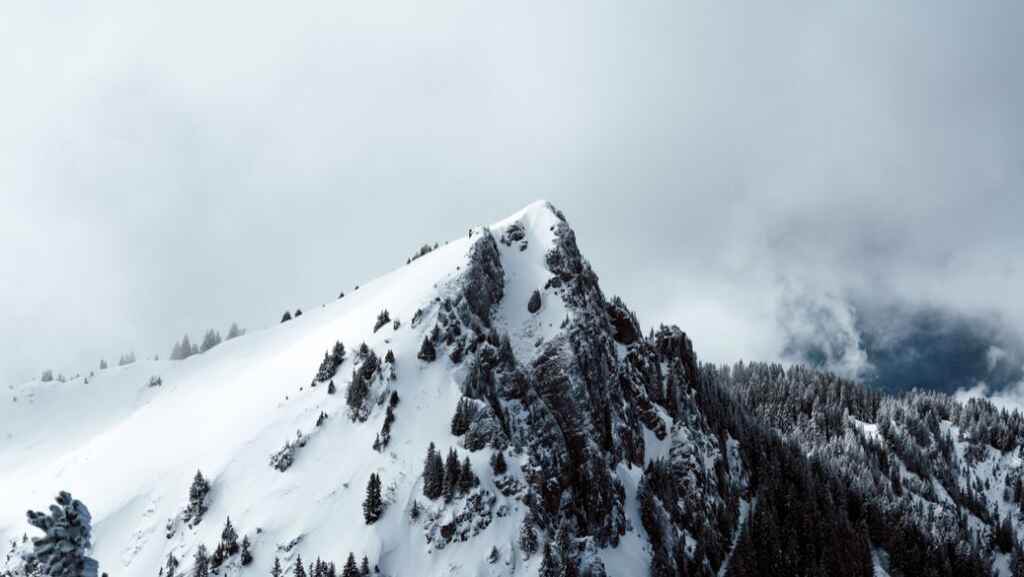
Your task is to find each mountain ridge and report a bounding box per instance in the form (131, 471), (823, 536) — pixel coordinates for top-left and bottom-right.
(3, 201), (1023, 577)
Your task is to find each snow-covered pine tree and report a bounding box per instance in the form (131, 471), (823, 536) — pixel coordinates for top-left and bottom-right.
(538, 542), (558, 577)
(194, 545), (209, 577)
(25, 491), (99, 577)
(281, 311), (292, 323)
(226, 322), (244, 340)
(373, 310), (390, 332)
(99, 359), (108, 370)
(519, 513), (539, 557)
(346, 374), (370, 420)
(210, 543), (226, 569)
(417, 336), (436, 362)
(363, 473), (383, 524)
(327, 380), (336, 395)
(186, 470), (211, 523)
(450, 398), (470, 436)
(164, 552), (179, 577)
(556, 522), (577, 577)
(200, 329), (222, 353)
(490, 450), (507, 476)
(1011, 545), (1024, 577)
(271, 557), (283, 577)
(315, 341), (346, 383)
(373, 403), (396, 452)
(359, 556), (370, 576)
(458, 456), (476, 493)
(444, 448), (461, 501)
(171, 334), (195, 360)
(341, 554), (358, 577)
(422, 443), (444, 500)
(220, 516), (239, 555)
(240, 535), (253, 566)
(292, 554), (306, 577)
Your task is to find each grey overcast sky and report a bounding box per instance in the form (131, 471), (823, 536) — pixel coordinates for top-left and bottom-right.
(2, 2), (1023, 396)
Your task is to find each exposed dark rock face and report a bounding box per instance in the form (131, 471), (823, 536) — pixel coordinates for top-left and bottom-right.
(459, 229), (504, 327)
(447, 204), (743, 573)
(500, 221), (528, 251)
(439, 204), (914, 577)
(528, 289), (542, 313)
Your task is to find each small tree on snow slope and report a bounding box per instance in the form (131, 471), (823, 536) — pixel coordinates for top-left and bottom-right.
(25, 491), (100, 577)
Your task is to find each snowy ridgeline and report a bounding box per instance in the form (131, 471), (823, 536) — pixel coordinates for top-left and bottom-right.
(4, 201), (1024, 577)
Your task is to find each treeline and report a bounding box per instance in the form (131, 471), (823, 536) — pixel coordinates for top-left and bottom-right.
(170, 323), (244, 360)
(699, 361), (1004, 577)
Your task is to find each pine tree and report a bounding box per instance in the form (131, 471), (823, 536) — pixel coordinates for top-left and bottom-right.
(186, 470), (211, 523)
(221, 516), (239, 554)
(281, 311), (292, 323)
(226, 322), (244, 340)
(458, 456), (476, 493)
(171, 334), (195, 360)
(241, 536), (253, 566)
(347, 377), (370, 420)
(25, 492), (99, 577)
(99, 359), (108, 370)
(200, 329), (222, 353)
(556, 522), (578, 577)
(444, 448), (461, 501)
(410, 500), (421, 521)
(341, 554), (359, 577)
(519, 515), (539, 557)
(649, 545), (672, 577)
(374, 310), (390, 332)
(359, 556), (370, 576)
(363, 473), (384, 524)
(293, 554), (306, 577)
(451, 399), (470, 436)
(271, 557), (283, 577)
(417, 336), (436, 362)
(194, 545), (209, 577)
(165, 553), (179, 577)
(995, 514), (1016, 553)
(422, 443), (444, 500)
(490, 450), (507, 476)
(327, 379), (337, 395)
(1011, 545), (1024, 577)
(210, 543), (226, 569)
(539, 542), (559, 577)
(294, 309), (302, 317)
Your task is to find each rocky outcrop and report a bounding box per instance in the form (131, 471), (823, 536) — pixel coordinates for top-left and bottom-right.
(444, 204), (742, 566)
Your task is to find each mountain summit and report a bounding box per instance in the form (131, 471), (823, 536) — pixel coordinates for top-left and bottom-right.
(3, 201), (714, 577)
(2, 202), (1020, 577)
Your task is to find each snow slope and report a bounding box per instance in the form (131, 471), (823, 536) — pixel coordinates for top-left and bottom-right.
(0, 202), (602, 577)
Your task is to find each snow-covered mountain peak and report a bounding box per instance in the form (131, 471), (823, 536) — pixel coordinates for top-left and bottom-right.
(8, 201), (1019, 577)
(5, 201), (689, 577)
